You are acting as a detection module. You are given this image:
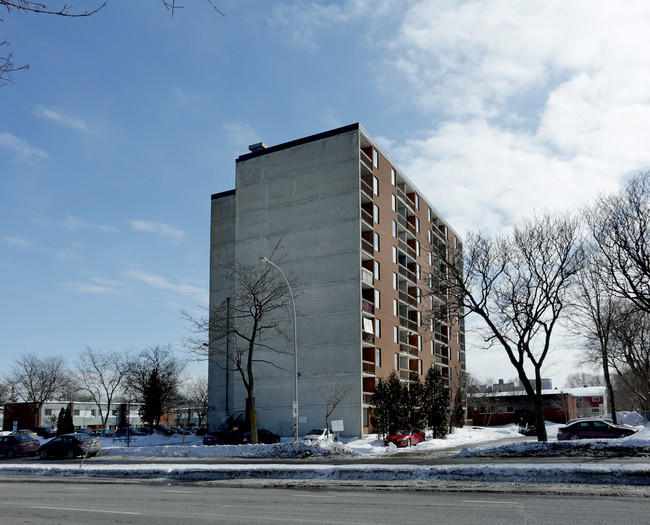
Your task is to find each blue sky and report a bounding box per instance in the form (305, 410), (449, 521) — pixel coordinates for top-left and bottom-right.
(2, 1), (650, 386)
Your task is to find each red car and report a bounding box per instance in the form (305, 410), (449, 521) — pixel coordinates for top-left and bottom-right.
(384, 428), (426, 447)
(0, 434), (40, 458)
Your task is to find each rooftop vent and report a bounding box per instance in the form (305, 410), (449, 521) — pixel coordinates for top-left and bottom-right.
(248, 142), (268, 152)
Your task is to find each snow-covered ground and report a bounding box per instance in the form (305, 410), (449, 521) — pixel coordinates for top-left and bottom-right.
(1, 413), (649, 487)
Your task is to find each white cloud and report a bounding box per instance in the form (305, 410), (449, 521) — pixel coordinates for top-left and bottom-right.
(62, 277), (126, 295)
(131, 220), (185, 243)
(222, 120), (260, 150)
(0, 132), (48, 163)
(371, 0), (650, 236)
(124, 270), (208, 305)
(59, 215), (118, 234)
(270, 0), (392, 48)
(2, 236), (34, 248)
(33, 105), (92, 133)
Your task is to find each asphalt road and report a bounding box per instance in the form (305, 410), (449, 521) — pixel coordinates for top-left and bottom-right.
(0, 479), (647, 525)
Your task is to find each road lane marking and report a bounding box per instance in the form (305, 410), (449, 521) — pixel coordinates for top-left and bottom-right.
(29, 505), (140, 515)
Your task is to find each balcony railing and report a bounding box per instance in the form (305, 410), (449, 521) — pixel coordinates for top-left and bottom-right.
(398, 264), (417, 284)
(361, 238), (374, 255)
(360, 149), (373, 171)
(361, 177), (373, 198)
(362, 362), (376, 375)
(399, 316), (418, 332)
(362, 300), (375, 315)
(398, 290), (417, 307)
(362, 332), (375, 345)
(361, 268), (374, 287)
(363, 393), (374, 405)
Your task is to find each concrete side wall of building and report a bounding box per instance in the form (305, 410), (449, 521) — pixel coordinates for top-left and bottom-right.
(210, 129), (364, 438)
(208, 193), (237, 429)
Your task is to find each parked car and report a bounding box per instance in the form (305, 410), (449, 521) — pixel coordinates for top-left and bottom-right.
(10, 429), (37, 437)
(0, 434), (40, 458)
(384, 428), (426, 447)
(302, 428), (337, 442)
(239, 429), (281, 444)
(38, 433), (101, 459)
(90, 429), (114, 438)
(172, 427), (194, 435)
(203, 429), (246, 446)
(557, 419), (638, 440)
(114, 427), (145, 438)
(154, 424), (177, 436)
(31, 426), (57, 439)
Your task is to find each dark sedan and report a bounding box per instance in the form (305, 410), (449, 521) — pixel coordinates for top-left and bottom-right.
(240, 429), (281, 444)
(384, 428), (426, 447)
(557, 419), (637, 440)
(38, 433), (101, 459)
(0, 435), (40, 458)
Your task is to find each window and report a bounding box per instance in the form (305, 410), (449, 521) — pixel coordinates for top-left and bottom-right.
(418, 359), (423, 375)
(373, 149), (379, 169)
(73, 409), (80, 416)
(373, 204), (380, 224)
(392, 246), (397, 264)
(393, 299), (398, 317)
(44, 409), (52, 416)
(392, 220), (397, 237)
(415, 217), (420, 233)
(375, 319), (381, 337)
(363, 408), (369, 427)
(416, 240), (420, 256)
(374, 261), (380, 281)
(373, 176), (379, 195)
(392, 194), (397, 211)
(415, 194), (420, 210)
(112, 410), (117, 416)
(592, 397), (601, 402)
(428, 208), (431, 222)
(392, 272), (398, 290)
(394, 353), (399, 370)
(374, 232), (380, 252)
(391, 168), (396, 185)
(91, 409), (96, 417)
(376, 348), (382, 367)
(393, 326), (398, 344)
(418, 335), (422, 351)
(374, 290), (381, 309)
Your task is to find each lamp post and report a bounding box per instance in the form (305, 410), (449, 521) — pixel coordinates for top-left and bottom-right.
(260, 256), (299, 442)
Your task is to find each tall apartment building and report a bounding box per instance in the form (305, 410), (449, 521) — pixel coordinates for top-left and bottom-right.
(209, 123), (465, 437)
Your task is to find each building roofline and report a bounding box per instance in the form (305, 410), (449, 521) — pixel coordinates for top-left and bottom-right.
(211, 189), (236, 200)
(236, 123), (360, 163)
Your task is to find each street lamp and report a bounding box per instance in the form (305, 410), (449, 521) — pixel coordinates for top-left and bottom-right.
(260, 256), (299, 442)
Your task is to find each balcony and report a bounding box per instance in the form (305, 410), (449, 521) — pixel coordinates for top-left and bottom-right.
(398, 264), (417, 284)
(399, 316), (418, 332)
(398, 290), (417, 307)
(363, 393), (374, 405)
(361, 177), (373, 199)
(398, 239), (417, 261)
(400, 343), (418, 358)
(362, 362), (376, 375)
(361, 267), (374, 287)
(362, 299), (375, 315)
(362, 331), (375, 346)
(396, 186), (416, 211)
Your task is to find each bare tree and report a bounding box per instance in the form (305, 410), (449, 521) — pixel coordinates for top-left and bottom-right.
(184, 260), (295, 444)
(8, 353), (69, 425)
(564, 372), (604, 388)
(567, 251), (620, 422)
(1, 1), (223, 86)
(607, 305), (650, 412)
(588, 171), (650, 314)
(431, 213), (584, 441)
(73, 347), (131, 428)
(313, 376), (353, 430)
(125, 345), (186, 431)
(184, 375), (209, 428)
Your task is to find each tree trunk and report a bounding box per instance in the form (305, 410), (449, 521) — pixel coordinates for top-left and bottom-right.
(602, 355), (618, 424)
(533, 395), (548, 442)
(247, 396), (258, 444)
